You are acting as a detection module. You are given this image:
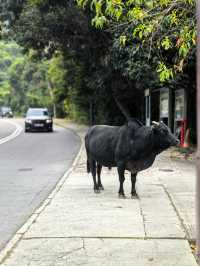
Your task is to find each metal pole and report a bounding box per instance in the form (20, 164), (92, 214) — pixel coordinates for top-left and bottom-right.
(196, 0), (200, 263)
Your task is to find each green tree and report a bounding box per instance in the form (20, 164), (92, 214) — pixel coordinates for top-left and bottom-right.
(0, 0), (117, 123)
(76, 0), (196, 81)
(47, 53), (68, 117)
(0, 0), (195, 125)
(0, 41), (54, 115)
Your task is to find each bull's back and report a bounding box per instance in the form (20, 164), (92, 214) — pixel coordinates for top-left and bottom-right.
(86, 125), (120, 167)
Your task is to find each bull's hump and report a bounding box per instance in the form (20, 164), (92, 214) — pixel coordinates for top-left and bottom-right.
(94, 125), (120, 130)
(91, 125), (120, 135)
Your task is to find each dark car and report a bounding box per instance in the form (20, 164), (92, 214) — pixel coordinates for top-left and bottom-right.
(0, 107), (13, 118)
(25, 108), (53, 132)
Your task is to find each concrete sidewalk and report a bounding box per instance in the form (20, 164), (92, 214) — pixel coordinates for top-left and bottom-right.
(0, 123), (197, 265)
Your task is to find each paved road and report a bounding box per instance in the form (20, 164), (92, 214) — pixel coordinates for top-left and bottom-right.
(0, 119), (16, 139)
(0, 119), (81, 250)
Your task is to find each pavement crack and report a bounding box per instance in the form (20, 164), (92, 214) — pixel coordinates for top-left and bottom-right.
(58, 247), (83, 258)
(82, 238), (85, 250)
(138, 198), (147, 237)
(82, 238), (88, 257)
(160, 183), (190, 239)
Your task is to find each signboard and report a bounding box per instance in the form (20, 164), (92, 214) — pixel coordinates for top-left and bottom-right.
(144, 89), (151, 126)
(174, 89), (187, 146)
(175, 89), (186, 120)
(160, 89), (169, 118)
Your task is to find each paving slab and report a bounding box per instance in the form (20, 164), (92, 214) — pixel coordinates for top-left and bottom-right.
(169, 192), (195, 239)
(2, 238), (196, 266)
(25, 172), (145, 238)
(157, 159), (195, 240)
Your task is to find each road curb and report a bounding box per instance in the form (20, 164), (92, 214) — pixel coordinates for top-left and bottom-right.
(0, 125), (84, 265)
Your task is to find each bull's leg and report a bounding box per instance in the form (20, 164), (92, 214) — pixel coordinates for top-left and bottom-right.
(90, 159), (100, 193)
(131, 173), (138, 199)
(117, 163), (126, 198)
(97, 164), (104, 190)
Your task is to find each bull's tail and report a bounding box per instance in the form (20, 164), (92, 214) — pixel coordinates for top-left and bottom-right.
(85, 134), (90, 173)
(87, 159), (90, 173)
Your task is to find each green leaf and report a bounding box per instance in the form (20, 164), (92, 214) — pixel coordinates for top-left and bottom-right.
(161, 37), (172, 50)
(92, 16), (107, 28)
(156, 62), (173, 82)
(119, 35), (127, 46)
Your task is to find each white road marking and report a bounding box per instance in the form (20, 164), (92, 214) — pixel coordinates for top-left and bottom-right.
(0, 119), (23, 145)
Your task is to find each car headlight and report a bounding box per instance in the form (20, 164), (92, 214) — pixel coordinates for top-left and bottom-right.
(26, 119), (32, 123)
(46, 119), (52, 123)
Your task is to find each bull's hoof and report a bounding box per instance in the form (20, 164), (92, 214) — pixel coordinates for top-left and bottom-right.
(131, 193), (139, 199)
(98, 185), (104, 190)
(118, 194), (126, 199)
(94, 189), (101, 193)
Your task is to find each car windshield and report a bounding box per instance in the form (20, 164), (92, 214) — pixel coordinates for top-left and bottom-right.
(2, 107), (11, 112)
(27, 109), (49, 116)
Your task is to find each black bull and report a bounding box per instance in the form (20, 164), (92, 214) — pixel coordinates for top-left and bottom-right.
(85, 119), (179, 198)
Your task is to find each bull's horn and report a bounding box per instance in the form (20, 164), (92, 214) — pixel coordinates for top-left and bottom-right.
(152, 121), (159, 126)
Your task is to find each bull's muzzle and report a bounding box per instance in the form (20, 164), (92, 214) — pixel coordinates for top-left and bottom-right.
(175, 139), (180, 146)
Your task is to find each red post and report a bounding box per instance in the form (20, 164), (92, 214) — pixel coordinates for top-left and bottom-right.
(180, 120), (185, 147)
(180, 119), (187, 147)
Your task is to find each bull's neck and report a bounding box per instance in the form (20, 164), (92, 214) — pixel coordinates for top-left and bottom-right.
(146, 130), (156, 155)
(130, 128), (155, 159)
(140, 129), (159, 156)
(152, 130), (166, 155)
